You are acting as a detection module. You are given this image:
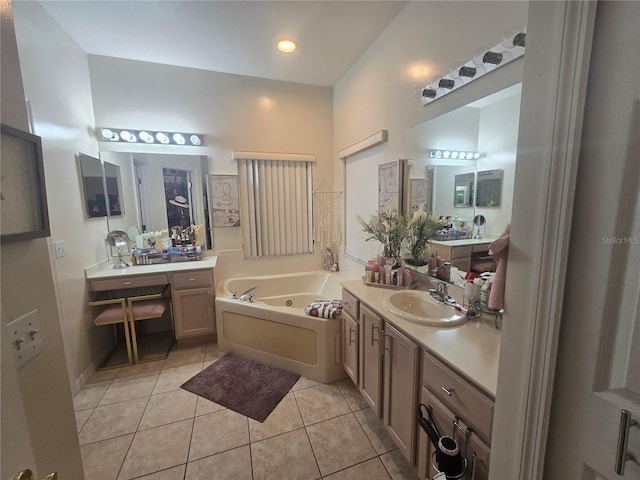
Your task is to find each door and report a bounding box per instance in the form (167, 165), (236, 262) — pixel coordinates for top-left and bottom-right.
(173, 287), (215, 338)
(359, 304), (383, 417)
(383, 323), (419, 464)
(342, 313), (359, 384)
(545, 3), (640, 478)
(1, 309), (37, 478)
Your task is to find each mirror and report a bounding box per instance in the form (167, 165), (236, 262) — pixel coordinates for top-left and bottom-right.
(79, 153), (123, 218)
(103, 162), (123, 216)
(79, 153), (107, 218)
(454, 172), (475, 207)
(98, 152), (212, 249)
(404, 83), (521, 281)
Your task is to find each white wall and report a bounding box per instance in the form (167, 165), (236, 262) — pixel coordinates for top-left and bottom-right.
(89, 55), (334, 257)
(334, 1), (528, 271)
(3, 1), (85, 478)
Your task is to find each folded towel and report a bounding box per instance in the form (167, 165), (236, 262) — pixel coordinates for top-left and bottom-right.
(305, 299), (343, 319)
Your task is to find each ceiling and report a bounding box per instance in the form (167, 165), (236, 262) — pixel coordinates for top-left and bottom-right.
(36, 0), (409, 88)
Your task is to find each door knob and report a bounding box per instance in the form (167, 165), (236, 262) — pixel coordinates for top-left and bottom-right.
(13, 469), (58, 480)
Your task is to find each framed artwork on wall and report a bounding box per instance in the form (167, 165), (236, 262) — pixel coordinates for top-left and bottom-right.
(1, 123), (50, 243)
(378, 160), (407, 214)
(409, 178), (430, 214)
(209, 174), (240, 227)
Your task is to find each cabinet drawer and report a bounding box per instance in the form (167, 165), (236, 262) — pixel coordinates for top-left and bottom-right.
(450, 245), (472, 258)
(172, 270), (213, 290)
(422, 352), (494, 443)
(342, 289), (359, 321)
(90, 275), (169, 291)
(472, 244), (490, 253)
(418, 387), (491, 480)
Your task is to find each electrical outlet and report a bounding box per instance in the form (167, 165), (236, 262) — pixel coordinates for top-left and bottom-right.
(7, 310), (43, 369)
(54, 240), (66, 258)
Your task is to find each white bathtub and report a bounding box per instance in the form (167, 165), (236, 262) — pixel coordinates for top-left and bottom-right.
(215, 271), (347, 383)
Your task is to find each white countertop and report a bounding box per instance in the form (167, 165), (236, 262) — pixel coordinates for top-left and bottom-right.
(341, 279), (501, 397)
(86, 256), (217, 280)
(430, 238), (493, 248)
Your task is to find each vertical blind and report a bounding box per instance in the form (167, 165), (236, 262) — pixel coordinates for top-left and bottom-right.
(236, 153), (314, 258)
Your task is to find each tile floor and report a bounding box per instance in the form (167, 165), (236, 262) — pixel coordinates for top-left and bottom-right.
(74, 343), (417, 480)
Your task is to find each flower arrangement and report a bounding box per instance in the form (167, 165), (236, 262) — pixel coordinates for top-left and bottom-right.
(357, 209), (444, 265)
(405, 209), (445, 264)
(357, 211), (408, 260)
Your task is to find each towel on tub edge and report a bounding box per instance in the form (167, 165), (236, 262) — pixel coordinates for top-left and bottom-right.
(305, 299), (343, 319)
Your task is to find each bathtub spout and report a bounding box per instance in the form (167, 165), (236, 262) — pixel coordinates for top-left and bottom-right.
(238, 287), (258, 301)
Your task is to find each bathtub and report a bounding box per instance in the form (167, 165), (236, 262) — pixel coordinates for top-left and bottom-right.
(215, 271), (347, 383)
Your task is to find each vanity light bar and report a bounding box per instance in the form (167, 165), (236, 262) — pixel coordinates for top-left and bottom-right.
(421, 28), (526, 106)
(429, 149), (482, 160)
(98, 128), (204, 146)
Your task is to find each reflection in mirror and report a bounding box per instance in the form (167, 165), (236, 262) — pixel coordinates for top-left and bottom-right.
(79, 153), (107, 218)
(454, 172), (475, 207)
(103, 162), (122, 216)
(476, 169), (503, 207)
(404, 83), (521, 282)
(99, 152), (211, 248)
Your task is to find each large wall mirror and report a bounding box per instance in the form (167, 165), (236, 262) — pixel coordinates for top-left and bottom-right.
(98, 152), (213, 248)
(405, 83), (521, 239)
(79, 153), (123, 218)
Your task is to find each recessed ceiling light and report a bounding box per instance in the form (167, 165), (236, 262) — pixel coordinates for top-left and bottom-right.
(277, 39), (296, 53)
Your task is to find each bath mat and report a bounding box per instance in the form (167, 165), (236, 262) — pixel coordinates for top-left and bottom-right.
(180, 354), (300, 422)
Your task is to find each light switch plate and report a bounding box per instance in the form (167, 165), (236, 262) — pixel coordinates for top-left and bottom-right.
(7, 309), (43, 369)
(54, 240), (66, 258)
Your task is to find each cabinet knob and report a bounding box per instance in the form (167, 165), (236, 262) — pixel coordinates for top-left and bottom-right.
(441, 386), (455, 396)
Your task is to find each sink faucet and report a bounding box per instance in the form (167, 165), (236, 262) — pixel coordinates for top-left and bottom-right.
(429, 280), (452, 304)
(238, 286), (257, 301)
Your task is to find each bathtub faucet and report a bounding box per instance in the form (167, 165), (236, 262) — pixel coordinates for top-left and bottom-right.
(238, 287), (258, 302)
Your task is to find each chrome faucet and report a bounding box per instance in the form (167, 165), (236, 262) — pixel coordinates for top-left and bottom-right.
(429, 280), (453, 304)
(238, 286), (258, 302)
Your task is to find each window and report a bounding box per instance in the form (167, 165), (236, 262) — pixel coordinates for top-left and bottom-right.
(235, 152), (314, 258)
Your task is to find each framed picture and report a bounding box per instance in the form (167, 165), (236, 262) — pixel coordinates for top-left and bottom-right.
(378, 160), (406, 214)
(409, 178), (431, 214)
(1, 124), (50, 243)
(209, 174), (240, 227)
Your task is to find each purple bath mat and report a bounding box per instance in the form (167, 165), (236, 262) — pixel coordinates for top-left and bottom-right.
(180, 354), (300, 422)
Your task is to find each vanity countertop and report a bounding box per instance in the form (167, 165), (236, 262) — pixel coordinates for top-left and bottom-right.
(430, 238), (494, 248)
(86, 256), (218, 280)
(341, 279), (501, 397)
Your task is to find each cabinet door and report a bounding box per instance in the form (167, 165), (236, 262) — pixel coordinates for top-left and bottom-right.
(359, 304), (383, 417)
(173, 287), (215, 338)
(342, 313), (359, 385)
(383, 323), (419, 464)
(417, 387), (491, 480)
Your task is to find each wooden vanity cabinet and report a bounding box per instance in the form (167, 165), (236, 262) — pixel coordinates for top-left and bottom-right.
(341, 290), (360, 384)
(359, 303), (384, 417)
(383, 323), (419, 464)
(418, 351), (495, 479)
(171, 270), (215, 340)
(434, 244), (473, 272)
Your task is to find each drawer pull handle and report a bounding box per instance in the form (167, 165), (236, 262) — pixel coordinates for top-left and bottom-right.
(441, 386), (455, 396)
(124, 281), (132, 285)
(348, 327), (356, 346)
(615, 409), (638, 475)
(188, 278), (195, 281)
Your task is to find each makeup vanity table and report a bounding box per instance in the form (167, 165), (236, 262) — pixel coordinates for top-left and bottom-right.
(86, 256), (217, 368)
(430, 238), (494, 273)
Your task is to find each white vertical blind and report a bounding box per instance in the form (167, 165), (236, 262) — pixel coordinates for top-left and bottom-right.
(237, 158), (313, 258)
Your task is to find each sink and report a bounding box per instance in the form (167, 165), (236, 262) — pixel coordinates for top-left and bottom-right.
(382, 290), (467, 327)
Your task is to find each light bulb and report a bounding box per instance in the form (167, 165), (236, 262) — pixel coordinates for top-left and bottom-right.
(172, 133), (185, 145)
(277, 40), (296, 53)
(189, 135), (202, 146)
(443, 151), (451, 159)
(139, 131), (154, 143)
(101, 128), (114, 140)
(121, 130), (137, 142)
(473, 152), (481, 159)
(156, 132), (169, 144)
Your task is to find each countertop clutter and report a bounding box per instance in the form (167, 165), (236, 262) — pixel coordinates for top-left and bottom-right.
(341, 278), (501, 396)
